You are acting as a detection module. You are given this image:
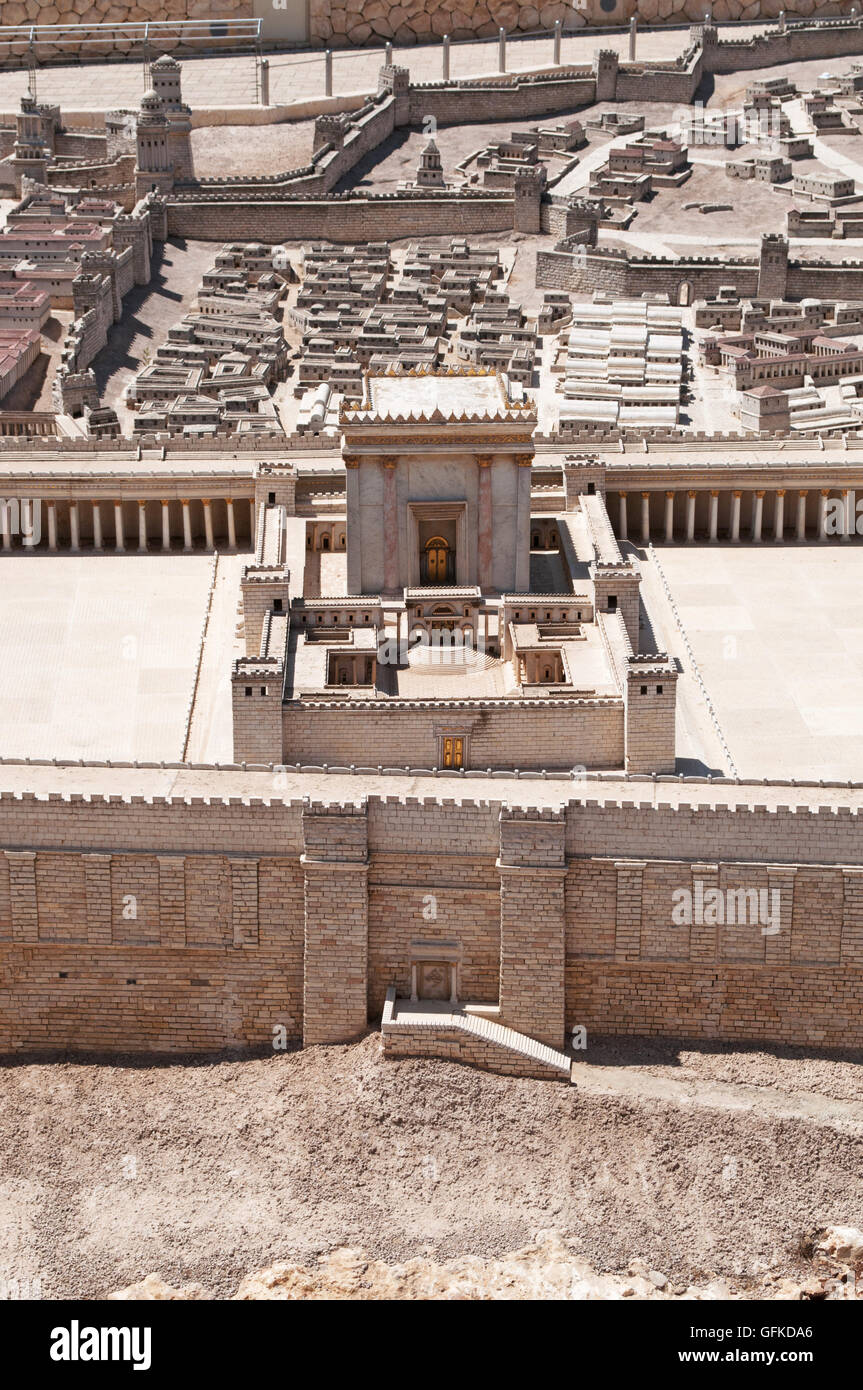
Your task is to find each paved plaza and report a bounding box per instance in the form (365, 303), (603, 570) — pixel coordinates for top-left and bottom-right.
(0, 553), (222, 763)
(654, 543), (863, 783)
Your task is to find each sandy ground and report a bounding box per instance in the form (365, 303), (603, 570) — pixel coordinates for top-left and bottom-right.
(190, 120), (316, 179)
(1, 1032), (860, 1301)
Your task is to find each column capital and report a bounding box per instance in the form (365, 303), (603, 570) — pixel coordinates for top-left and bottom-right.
(665, 490), (675, 499)
(710, 489), (719, 497)
(343, 455), (360, 469)
(180, 498), (190, 506)
(641, 490), (650, 499)
(159, 499), (171, 506)
(137, 499), (147, 508)
(202, 497), (212, 506)
(732, 490), (742, 498)
(798, 488), (808, 496)
(687, 489), (697, 499)
(515, 454), (533, 468)
(381, 458), (397, 470)
(476, 454), (494, 468)
(618, 489), (627, 498)
(755, 490), (766, 498)
(821, 488), (831, 497)
(776, 488), (786, 497)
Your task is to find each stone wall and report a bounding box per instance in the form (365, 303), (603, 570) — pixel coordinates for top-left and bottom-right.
(167, 189), (517, 242)
(0, 2), (253, 62)
(310, 1), (855, 48)
(279, 700), (626, 771)
(536, 242), (863, 304)
(2, 1), (860, 60)
(3, 785), (863, 1057)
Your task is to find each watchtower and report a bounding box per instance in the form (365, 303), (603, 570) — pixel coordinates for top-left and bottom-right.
(758, 232), (789, 300)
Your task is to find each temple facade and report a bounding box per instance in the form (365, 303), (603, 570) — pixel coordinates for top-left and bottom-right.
(231, 367), (678, 776)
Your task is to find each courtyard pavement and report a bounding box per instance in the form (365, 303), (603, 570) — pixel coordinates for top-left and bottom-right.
(0, 553), (219, 763)
(651, 541), (863, 783)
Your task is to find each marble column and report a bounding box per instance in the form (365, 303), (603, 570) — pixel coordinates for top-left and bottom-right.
(686, 490), (696, 543)
(818, 488), (830, 541)
(752, 489), (764, 543)
(477, 456), (493, 590)
(0, 505), (11, 550)
(382, 460), (398, 594)
(226, 498), (236, 550)
(47, 501), (57, 551)
(796, 490), (807, 541)
(137, 501), (147, 552)
(249, 499), (257, 547)
(203, 498), (214, 551)
(774, 489), (785, 542)
(730, 490), (741, 542)
(514, 455), (532, 591)
(842, 488), (851, 542)
(69, 501), (79, 552)
(92, 501), (102, 551)
(114, 501), (125, 552)
(345, 458), (361, 596)
(181, 499), (192, 552)
(618, 492), (628, 542)
(641, 491), (650, 546)
(708, 490), (719, 542)
(161, 500), (171, 551)
(664, 490), (674, 543)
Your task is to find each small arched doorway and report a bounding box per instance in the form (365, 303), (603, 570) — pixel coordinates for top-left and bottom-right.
(424, 535), (450, 584)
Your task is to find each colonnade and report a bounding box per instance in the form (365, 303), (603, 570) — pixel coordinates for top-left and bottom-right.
(615, 486), (858, 544)
(0, 496), (257, 551)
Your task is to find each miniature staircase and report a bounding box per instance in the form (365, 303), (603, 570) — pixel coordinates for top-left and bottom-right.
(381, 988), (571, 1082)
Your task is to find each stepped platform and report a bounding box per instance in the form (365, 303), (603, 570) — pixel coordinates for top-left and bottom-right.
(381, 987), (571, 1082)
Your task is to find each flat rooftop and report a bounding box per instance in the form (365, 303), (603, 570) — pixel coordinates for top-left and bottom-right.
(366, 371), (513, 420)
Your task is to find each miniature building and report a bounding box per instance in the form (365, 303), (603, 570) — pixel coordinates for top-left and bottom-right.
(413, 138), (445, 189)
(231, 368), (676, 784)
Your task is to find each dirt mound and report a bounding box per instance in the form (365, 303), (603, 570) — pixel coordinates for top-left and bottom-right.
(1, 1033), (861, 1300)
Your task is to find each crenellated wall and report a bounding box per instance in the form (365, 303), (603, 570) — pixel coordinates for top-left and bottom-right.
(2, 780), (863, 1058)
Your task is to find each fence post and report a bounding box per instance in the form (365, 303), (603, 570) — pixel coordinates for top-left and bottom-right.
(554, 19), (562, 65)
(259, 56), (269, 107)
(325, 48), (332, 96)
(385, 41), (393, 65)
(629, 16), (637, 61)
(442, 33), (450, 81)
(498, 26), (506, 73)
